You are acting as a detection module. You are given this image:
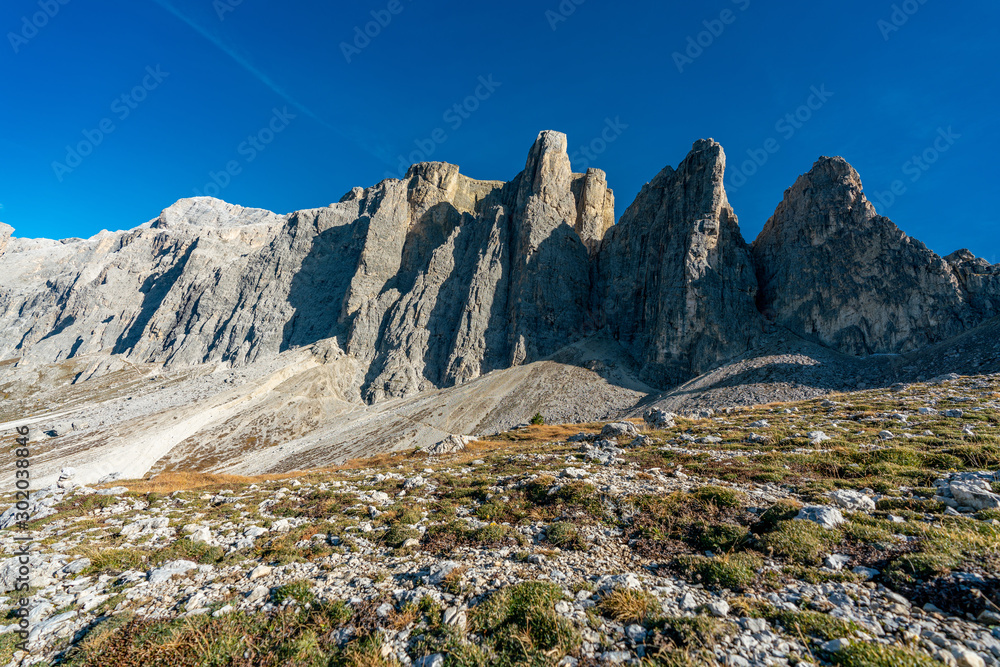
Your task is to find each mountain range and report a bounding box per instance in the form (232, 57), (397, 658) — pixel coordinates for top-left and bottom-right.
(2, 130), (998, 485)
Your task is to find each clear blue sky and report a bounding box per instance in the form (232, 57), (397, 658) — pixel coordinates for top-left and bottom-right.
(1, 0), (996, 261)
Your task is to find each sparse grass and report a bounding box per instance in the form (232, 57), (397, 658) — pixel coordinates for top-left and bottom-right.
(471, 582), (579, 665)
(60, 601), (359, 667)
(826, 641), (940, 667)
(271, 580), (315, 606)
(381, 524), (421, 549)
(150, 538), (226, 566)
(546, 522), (585, 550)
(758, 520), (841, 565)
(598, 589), (657, 625)
(110, 472), (265, 495)
(765, 608), (861, 640)
(676, 553), (762, 590)
(79, 548), (147, 575)
(644, 616), (727, 666)
(690, 485), (746, 509)
(695, 523), (749, 552)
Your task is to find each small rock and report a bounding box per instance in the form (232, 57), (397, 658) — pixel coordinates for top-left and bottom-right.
(625, 624), (647, 642)
(795, 506), (845, 529)
(427, 561), (462, 586)
(821, 638), (851, 653)
(414, 654), (445, 667)
(824, 554), (851, 571)
(708, 600), (730, 617)
(852, 566), (879, 580)
(679, 592), (699, 610)
(952, 647), (986, 667)
(829, 489), (876, 512)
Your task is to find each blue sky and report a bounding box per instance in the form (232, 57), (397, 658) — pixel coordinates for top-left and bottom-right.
(1, 0), (997, 261)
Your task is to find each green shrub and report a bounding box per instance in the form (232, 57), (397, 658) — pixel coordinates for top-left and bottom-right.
(696, 523), (749, 552)
(758, 520), (840, 565)
(272, 580), (315, 606)
(476, 501), (506, 522)
(471, 582), (579, 664)
(546, 522), (585, 550)
(677, 553), (762, 589)
(826, 641), (940, 667)
(755, 499), (802, 533)
(768, 610), (860, 640)
(382, 524), (421, 548)
(530, 413), (545, 426)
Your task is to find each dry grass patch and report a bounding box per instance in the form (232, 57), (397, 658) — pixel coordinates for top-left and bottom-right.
(110, 472), (271, 495)
(598, 588), (657, 625)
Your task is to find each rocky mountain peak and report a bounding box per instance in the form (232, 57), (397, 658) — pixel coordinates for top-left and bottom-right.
(598, 139), (761, 386)
(751, 155), (995, 355)
(761, 156), (876, 245)
(152, 197), (286, 230)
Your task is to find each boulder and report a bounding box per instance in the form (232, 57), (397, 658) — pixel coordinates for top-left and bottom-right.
(601, 422), (640, 439)
(949, 481), (1000, 510)
(795, 506), (845, 529)
(829, 489), (876, 513)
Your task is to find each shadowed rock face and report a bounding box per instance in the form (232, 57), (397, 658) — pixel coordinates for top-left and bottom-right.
(597, 139), (762, 387)
(0, 131), (616, 403)
(751, 157), (999, 355)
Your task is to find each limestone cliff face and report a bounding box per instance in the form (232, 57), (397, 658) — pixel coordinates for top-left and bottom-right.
(751, 157), (998, 355)
(946, 249), (1000, 320)
(0, 131), (615, 403)
(597, 139), (762, 387)
(3, 132), (999, 409)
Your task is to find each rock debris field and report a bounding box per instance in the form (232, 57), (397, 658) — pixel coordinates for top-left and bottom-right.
(3, 374), (1000, 667)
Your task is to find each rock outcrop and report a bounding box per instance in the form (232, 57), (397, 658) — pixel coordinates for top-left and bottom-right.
(946, 249), (1000, 320)
(0, 222), (12, 255)
(751, 157), (999, 355)
(598, 139), (762, 386)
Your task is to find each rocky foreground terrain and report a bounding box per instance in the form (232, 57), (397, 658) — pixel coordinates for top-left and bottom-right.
(4, 374), (1000, 666)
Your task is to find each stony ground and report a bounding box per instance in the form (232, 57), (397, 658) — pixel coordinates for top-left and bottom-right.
(3, 374), (1000, 666)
